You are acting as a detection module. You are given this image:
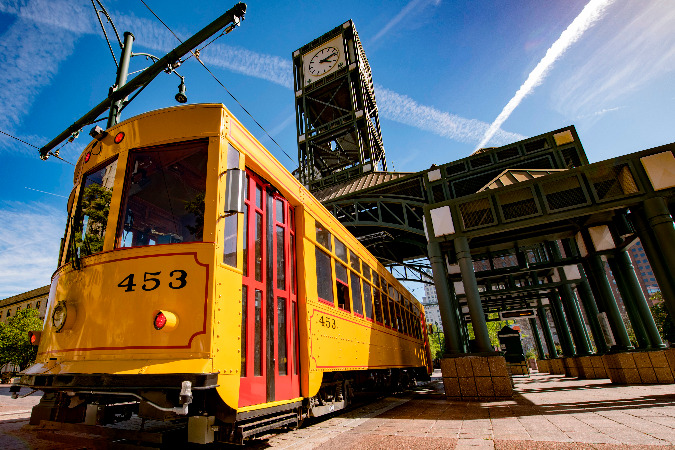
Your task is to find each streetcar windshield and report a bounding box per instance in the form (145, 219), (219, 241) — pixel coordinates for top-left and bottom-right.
(68, 158), (118, 260)
(117, 140), (209, 248)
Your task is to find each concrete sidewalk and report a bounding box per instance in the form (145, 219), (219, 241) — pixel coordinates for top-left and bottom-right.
(1, 372), (675, 448)
(266, 371), (675, 449)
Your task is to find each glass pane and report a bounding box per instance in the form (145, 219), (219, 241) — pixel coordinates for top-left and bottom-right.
(363, 265), (371, 281)
(276, 198), (284, 223)
(373, 273), (380, 289)
(278, 297), (287, 376)
(335, 262), (348, 283)
(223, 213), (237, 267)
(290, 235), (296, 294)
(292, 302), (298, 375)
(118, 142), (207, 248)
(227, 143), (240, 170)
(276, 225), (285, 290)
(335, 238), (347, 262)
(349, 250), (360, 272)
(382, 292), (391, 327)
(363, 284), (373, 319)
(255, 185), (262, 208)
(337, 281), (350, 311)
(350, 272), (362, 315)
(72, 158), (117, 258)
(255, 212), (263, 282)
(315, 248), (334, 303)
(254, 289), (262, 376)
(373, 289), (381, 323)
(243, 205), (248, 276)
(241, 286), (247, 377)
(315, 222), (332, 250)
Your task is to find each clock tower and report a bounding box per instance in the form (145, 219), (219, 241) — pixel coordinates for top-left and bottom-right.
(293, 20), (387, 193)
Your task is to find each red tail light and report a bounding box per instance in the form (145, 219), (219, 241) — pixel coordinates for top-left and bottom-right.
(28, 331), (42, 346)
(153, 310), (178, 331)
(154, 312), (167, 330)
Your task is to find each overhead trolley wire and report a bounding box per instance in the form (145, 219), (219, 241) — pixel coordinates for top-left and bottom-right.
(0, 129), (76, 166)
(137, 0), (297, 166)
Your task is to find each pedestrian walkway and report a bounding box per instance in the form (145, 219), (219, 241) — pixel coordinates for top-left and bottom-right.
(1, 372), (675, 448)
(265, 370), (675, 449)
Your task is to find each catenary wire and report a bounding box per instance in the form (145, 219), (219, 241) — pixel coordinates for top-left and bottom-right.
(91, 0), (119, 67)
(0, 130), (76, 166)
(137, 0), (297, 166)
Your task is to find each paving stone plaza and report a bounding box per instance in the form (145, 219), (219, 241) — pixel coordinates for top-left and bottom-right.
(2, 369), (675, 449)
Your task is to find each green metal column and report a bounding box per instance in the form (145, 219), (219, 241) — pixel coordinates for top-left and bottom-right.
(427, 239), (463, 354)
(606, 255), (649, 348)
(529, 318), (546, 360)
(610, 250), (665, 349)
(547, 242), (592, 355)
(107, 32), (135, 128)
(582, 255), (633, 351)
(563, 238), (607, 354)
(642, 197), (675, 319)
(538, 307), (558, 358)
(455, 236), (492, 353)
(575, 278), (609, 354)
(548, 291), (575, 356)
(629, 209), (675, 319)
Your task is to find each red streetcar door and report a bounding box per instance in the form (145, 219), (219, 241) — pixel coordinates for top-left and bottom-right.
(239, 170), (299, 407)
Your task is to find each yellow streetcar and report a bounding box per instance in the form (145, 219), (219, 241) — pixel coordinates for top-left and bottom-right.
(17, 104), (431, 444)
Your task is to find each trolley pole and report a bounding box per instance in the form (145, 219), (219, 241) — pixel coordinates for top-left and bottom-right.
(107, 32), (135, 129)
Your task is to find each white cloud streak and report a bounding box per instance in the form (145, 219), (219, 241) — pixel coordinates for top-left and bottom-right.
(475, 0), (615, 151)
(372, 0), (441, 43)
(553, 0), (675, 118)
(377, 87), (525, 146)
(0, 202), (65, 298)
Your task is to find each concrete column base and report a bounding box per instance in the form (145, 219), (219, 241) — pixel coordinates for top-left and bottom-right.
(507, 362), (530, 376)
(603, 350), (675, 384)
(536, 359), (550, 373)
(440, 355), (513, 400)
(547, 358), (566, 374)
(576, 355), (609, 379)
(563, 357), (580, 378)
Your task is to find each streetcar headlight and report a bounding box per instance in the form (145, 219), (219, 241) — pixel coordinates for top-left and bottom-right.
(52, 301), (76, 332)
(154, 310), (178, 331)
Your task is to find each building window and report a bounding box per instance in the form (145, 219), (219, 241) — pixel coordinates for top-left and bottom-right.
(36, 301), (40, 309)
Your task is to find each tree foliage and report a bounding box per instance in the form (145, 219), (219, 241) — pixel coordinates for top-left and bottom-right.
(0, 308), (43, 371)
(76, 183), (112, 256)
(649, 292), (675, 344)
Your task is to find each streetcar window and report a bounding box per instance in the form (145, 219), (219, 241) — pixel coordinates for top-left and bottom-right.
(254, 289), (263, 376)
(350, 272), (363, 316)
(278, 297), (287, 376)
(241, 286), (247, 377)
(363, 265), (371, 281)
(290, 235), (296, 295)
(335, 263), (350, 311)
(335, 238), (347, 262)
(315, 222), (332, 251)
(70, 158), (117, 259)
(243, 205), (249, 276)
(255, 212), (263, 282)
(223, 212), (237, 267)
(276, 225), (285, 290)
(118, 141), (208, 248)
(363, 283), (373, 319)
(349, 250), (360, 273)
(315, 248), (334, 304)
(292, 302), (298, 375)
(373, 289), (383, 323)
(382, 289), (391, 327)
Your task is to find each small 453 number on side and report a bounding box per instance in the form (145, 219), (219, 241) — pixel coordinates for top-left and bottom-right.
(117, 270), (187, 292)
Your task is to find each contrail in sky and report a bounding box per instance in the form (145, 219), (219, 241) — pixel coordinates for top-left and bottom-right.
(474, 0), (616, 151)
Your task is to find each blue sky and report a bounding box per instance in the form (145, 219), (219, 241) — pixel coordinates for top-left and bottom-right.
(0, 0), (674, 299)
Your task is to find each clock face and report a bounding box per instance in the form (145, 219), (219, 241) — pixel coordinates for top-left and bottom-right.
(308, 47), (340, 76)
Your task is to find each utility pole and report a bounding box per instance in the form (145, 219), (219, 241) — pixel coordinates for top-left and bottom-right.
(39, 2), (246, 160)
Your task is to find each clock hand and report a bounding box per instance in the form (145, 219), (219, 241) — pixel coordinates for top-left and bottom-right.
(319, 53), (338, 63)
